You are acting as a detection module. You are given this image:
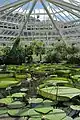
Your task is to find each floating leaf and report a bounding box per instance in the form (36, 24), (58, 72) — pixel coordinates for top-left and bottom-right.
(8, 108), (40, 117)
(74, 117), (80, 120)
(71, 75), (80, 80)
(7, 101), (26, 109)
(0, 97), (13, 104)
(43, 100), (54, 106)
(38, 86), (80, 101)
(70, 105), (80, 110)
(16, 74), (26, 79)
(11, 93), (26, 98)
(44, 109), (66, 120)
(0, 107), (7, 115)
(0, 81), (19, 88)
(35, 106), (53, 114)
(29, 98), (43, 104)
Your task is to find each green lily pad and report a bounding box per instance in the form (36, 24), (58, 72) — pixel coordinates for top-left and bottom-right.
(0, 107), (7, 115)
(0, 74), (13, 78)
(56, 70), (70, 77)
(8, 109), (22, 117)
(0, 97), (13, 104)
(74, 117), (80, 120)
(44, 109), (66, 120)
(0, 77), (16, 81)
(46, 77), (68, 81)
(7, 101), (26, 109)
(71, 75), (80, 79)
(0, 81), (19, 88)
(11, 93), (26, 98)
(29, 98), (43, 104)
(8, 108), (40, 117)
(16, 74), (26, 79)
(43, 100), (54, 106)
(70, 105), (80, 110)
(35, 106), (53, 114)
(38, 86), (80, 101)
(45, 80), (69, 86)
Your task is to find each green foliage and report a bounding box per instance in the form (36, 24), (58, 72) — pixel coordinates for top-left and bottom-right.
(67, 55), (80, 64)
(31, 40), (45, 61)
(45, 50), (62, 63)
(45, 42), (80, 64)
(4, 45), (25, 64)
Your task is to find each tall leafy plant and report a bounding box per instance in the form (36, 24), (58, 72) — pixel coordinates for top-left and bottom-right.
(31, 40), (45, 62)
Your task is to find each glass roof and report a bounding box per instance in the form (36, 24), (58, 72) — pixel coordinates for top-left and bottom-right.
(0, 0), (80, 22)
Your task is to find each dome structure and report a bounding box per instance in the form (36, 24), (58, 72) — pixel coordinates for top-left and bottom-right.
(0, 0), (80, 46)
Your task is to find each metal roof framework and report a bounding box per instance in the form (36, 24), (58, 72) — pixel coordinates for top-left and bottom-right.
(0, 0), (80, 46)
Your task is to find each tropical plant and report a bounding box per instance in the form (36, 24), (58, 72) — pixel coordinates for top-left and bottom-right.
(3, 46), (25, 64)
(31, 40), (45, 62)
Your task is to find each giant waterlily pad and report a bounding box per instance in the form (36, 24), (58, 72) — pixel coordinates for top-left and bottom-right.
(44, 109), (66, 120)
(0, 77), (16, 81)
(8, 108), (40, 117)
(44, 80), (69, 86)
(16, 74), (26, 80)
(29, 98), (43, 104)
(46, 77), (68, 81)
(0, 97), (13, 104)
(38, 86), (80, 101)
(11, 92), (26, 98)
(56, 70), (70, 77)
(0, 74), (13, 78)
(7, 101), (26, 109)
(35, 106), (53, 114)
(71, 75), (80, 80)
(70, 105), (80, 111)
(43, 100), (54, 106)
(74, 117), (80, 120)
(0, 81), (19, 88)
(0, 107), (7, 115)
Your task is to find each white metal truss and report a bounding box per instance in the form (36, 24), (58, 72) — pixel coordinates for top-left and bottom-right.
(0, 0), (80, 46)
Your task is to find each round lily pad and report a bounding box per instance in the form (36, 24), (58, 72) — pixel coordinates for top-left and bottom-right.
(44, 109), (66, 120)
(11, 93), (26, 98)
(43, 100), (54, 106)
(16, 74), (26, 80)
(8, 108), (40, 117)
(7, 101), (26, 109)
(71, 75), (80, 80)
(0, 81), (19, 88)
(70, 105), (80, 110)
(29, 98), (43, 108)
(0, 107), (7, 115)
(74, 117), (80, 120)
(38, 86), (80, 101)
(0, 97), (13, 104)
(34, 106), (53, 114)
(29, 98), (43, 104)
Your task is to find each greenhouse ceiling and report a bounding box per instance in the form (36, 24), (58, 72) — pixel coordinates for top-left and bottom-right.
(0, 0), (80, 46)
(0, 0), (80, 22)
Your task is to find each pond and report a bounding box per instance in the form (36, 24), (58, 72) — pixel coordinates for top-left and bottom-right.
(0, 63), (80, 120)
